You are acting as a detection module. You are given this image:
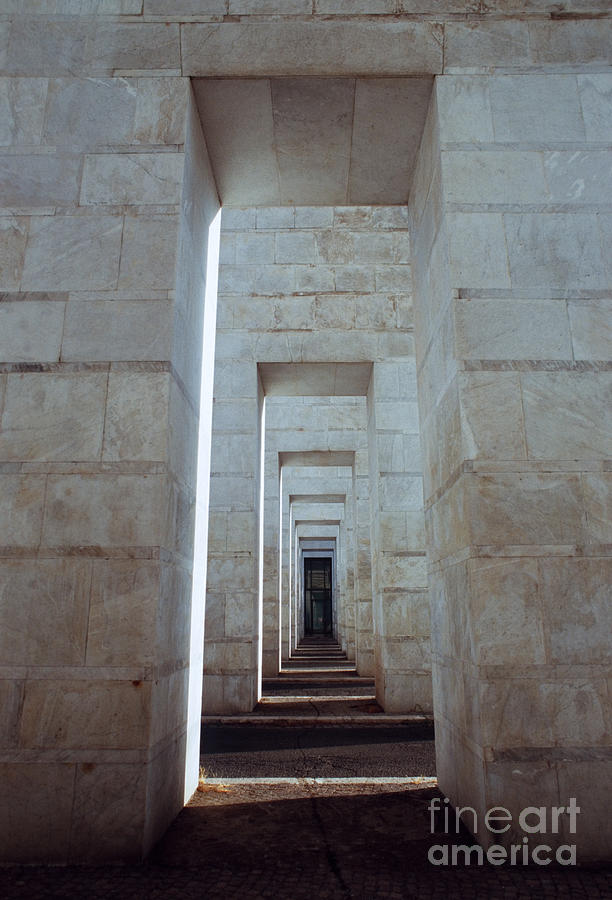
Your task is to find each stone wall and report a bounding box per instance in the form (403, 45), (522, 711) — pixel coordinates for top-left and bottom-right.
(0, 75), (220, 862)
(205, 204), (416, 712)
(2, 0), (611, 865)
(410, 73), (612, 859)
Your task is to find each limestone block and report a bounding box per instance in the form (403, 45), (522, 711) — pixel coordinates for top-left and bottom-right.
(209, 474), (256, 511)
(578, 74), (612, 142)
(119, 216), (178, 291)
(133, 77), (189, 146)
(0, 372), (107, 461)
(103, 372), (170, 461)
(163, 478), (195, 557)
(0, 301), (64, 363)
(9, 0), (141, 10)
(375, 400), (419, 433)
(88, 23), (180, 75)
(480, 677), (610, 748)
(0, 77), (47, 146)
(489, 75), (585, 143)
(455, 299), (572, 360)
(379, 474), (423, 511)
(435, 76), (494, 144)
(44, 76), (136, 147)
(459, 372), (526, 460)
(226, 511), (258, 551)
(19, 680), (151, 749)
(316, 229), (355, 264)
(353, 232), (410, 265)
(5, 18), (90, 77)
(447, 213), (510, 289)
(22, 216), (122, 292)
(469, 558), (545, 666)
(219, 234), (235, 266)
(43, 77), (186, 149)
(316, 0), (395, 11)
(158, 563), (192, 661)
(470, 472), (585, 545)
(372, 206), (410, 230)
(234, 231), (275, 265)
(583, 473), (612, 544)
(272, 296), (316, 331)
(374, 434), (404, 473)
(382, 592), (430, 639)
(205, 640), (253, 673)
(231, 0), (311, 11)
(506, 213), (606, 290)
(168, 378), (198, 488)
(529, 19), (612, 68)
(0, 763), (75, 864)
(86, 560), (159, 667)
(522, 373), (612, 460)
(256, 207), (294, 230)
(0, 217), (28, 291)
(210, 398), (259, 431)
(0, 559), (90, 665)
(314, 294), (355, 330)
(276, 231), (316, 265)
(212, 360), (258, 399)
(556, 760), (612, 861)
(442, 150), (548, 205)
(294, 207), (334, 229)
(0, 475), (45, 546)
(569, 299), (612, 361)
(225, 592), (257, 638)
(334, 266), (375, 293)
(373, 265), (411, 292)
(221, 208), (256, 231)
(211, 434), (258, 476)
(62, 301), (172, 362)
(218, 265), (295, 295)
(181, 22), (443, 77)
(146, 0), (225, 12)
(0, 153), (81, 208)
(540, 558), (612, 665)
(42, 474), (164, 546)
(445, 21), (531, 72)
(383, 672), (432, 714)
(484, 759), (561, 849)
(81, 153), (184, 206)
(543, 150), (612, 204)
(295, 265), (335, 293)
(380, 554), (428, 590)
(70, 762), (147, 864)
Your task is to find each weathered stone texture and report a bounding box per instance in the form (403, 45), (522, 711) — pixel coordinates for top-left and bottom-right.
(410, 72), (612, 861)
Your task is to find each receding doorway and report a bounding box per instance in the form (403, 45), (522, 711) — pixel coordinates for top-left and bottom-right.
(304, 557), (333, 636)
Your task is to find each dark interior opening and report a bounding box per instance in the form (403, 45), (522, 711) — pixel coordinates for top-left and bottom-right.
(304, 557), (333, 636)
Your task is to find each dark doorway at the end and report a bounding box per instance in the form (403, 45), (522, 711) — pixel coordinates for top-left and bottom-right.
(304, 557), (332, 635)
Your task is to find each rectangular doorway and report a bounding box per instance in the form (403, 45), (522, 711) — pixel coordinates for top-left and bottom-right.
(304, 557), (333, 635)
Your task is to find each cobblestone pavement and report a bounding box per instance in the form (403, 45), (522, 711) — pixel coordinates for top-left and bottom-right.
(2, 782), (612, 899)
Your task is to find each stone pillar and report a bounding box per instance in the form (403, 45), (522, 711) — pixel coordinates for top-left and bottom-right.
(262, 449), (281, 677)
(353, 448), (374, 676)
(367, 361), (430, 714)
(204, 357), (263, 713)
(0, 79), (220, 862)
(410, 73), (612, 860)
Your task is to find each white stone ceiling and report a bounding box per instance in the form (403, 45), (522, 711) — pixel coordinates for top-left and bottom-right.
(193, 76), (433, 207)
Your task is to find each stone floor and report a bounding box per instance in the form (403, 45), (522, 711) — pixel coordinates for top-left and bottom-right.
(3, 644), (612, 897)
(2, 782), (612, 899)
